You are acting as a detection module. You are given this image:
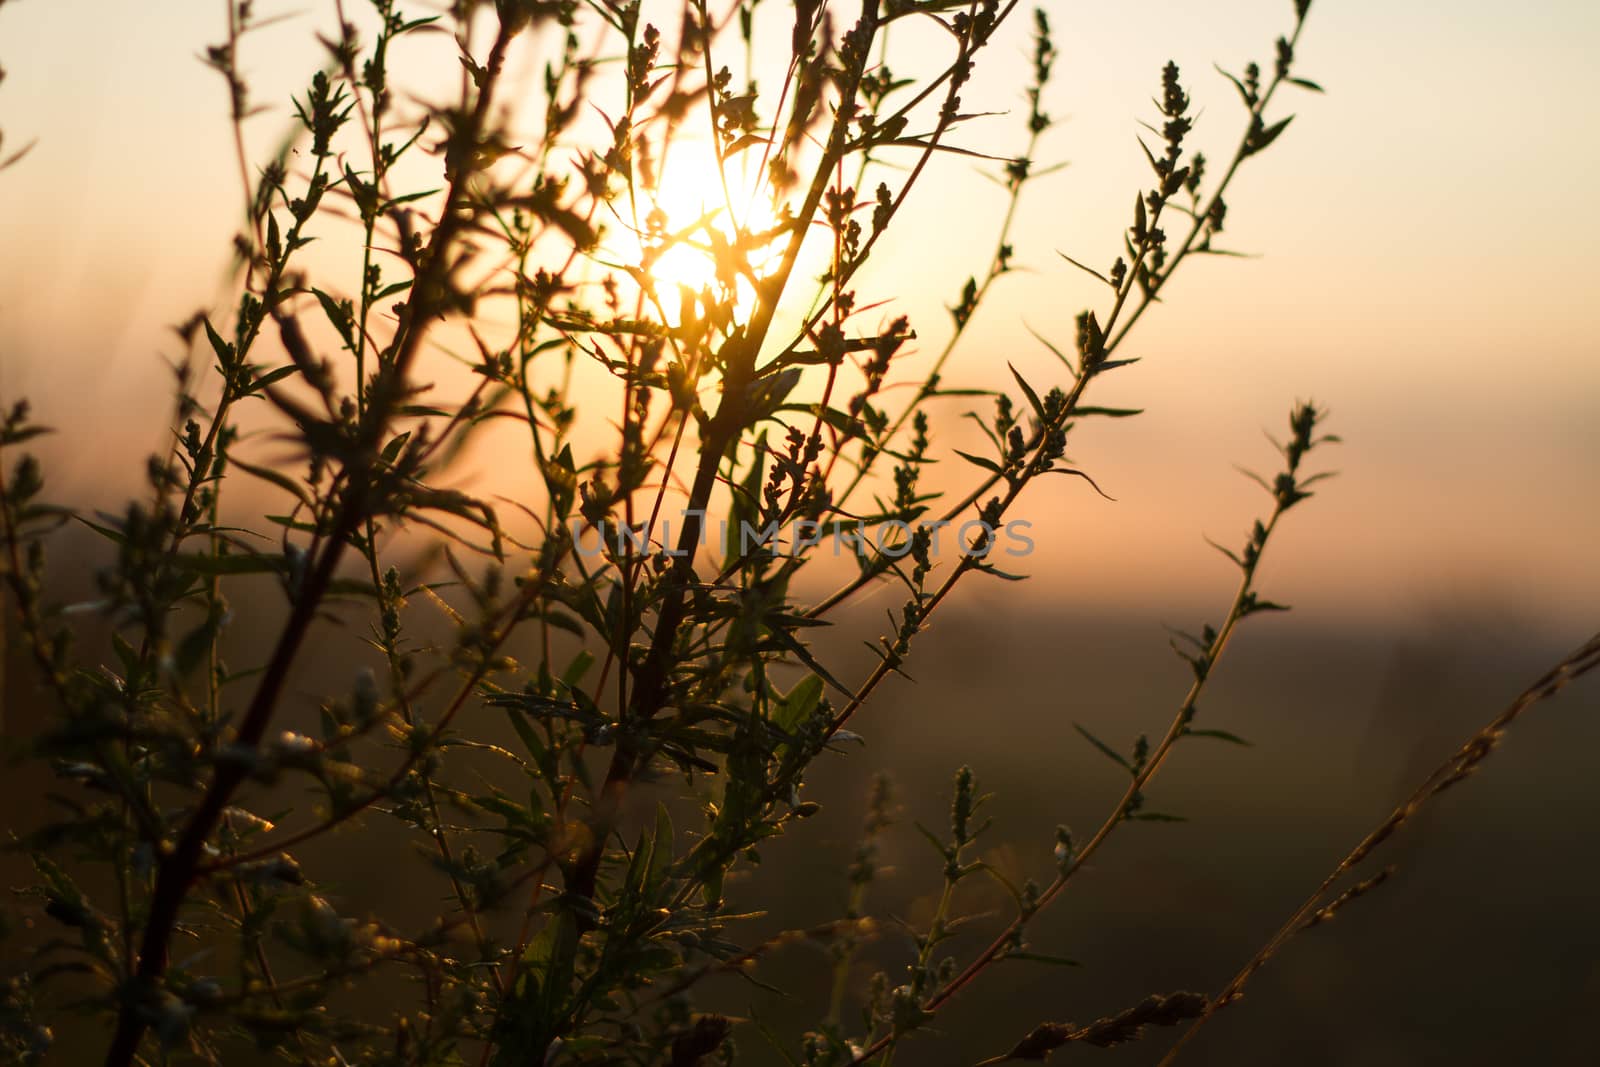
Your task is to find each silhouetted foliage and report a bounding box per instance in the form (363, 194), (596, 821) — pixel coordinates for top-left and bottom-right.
(4, 2), (1593, 1065)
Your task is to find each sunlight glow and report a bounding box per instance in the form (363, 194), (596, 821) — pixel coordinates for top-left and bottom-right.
(630, 140), (787, 323)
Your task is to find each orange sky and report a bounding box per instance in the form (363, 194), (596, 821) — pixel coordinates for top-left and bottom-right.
(1, 0), (1595, 633)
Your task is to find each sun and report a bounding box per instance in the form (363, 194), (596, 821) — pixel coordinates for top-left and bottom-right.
(630, 140), (787, 322)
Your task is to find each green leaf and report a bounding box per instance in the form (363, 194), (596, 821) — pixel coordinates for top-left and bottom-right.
(312, 287), (356, 350)
(725, 431), (767, 561)
(624, 827), (652, 897)
(743, 368), (802, 423)
(1249, 115), (1295, 155)
(249, 363), (301, 393)
(111, 632), (138, 678)
(1072, 406), (1144, 418)
(380, 431), (412, 465)
(1008, 363), (1045, 421)
(1215, 64), (1253, 105)
(503, 707), (548, 768)
(927, 387), (995, 398)
(763, 626), (852, 699)
(474, 790), (544, 836)
(230, 457), (314, 508)
(953, 449), (1003, 475)
(546, 444), (576, 520)
(74, 515), (128, 546)
(702, 865), (725, 908)
(202, 316), (234, 369)
(1057, 251), (1111, 287)
(0, 424), (53, 446)
(1205, 537), (1244, 568)
(1073, 723), (1132, 773)
(1042, 467), (1114, 501)
(560, 650), (595, 688)
(1136, 136), (1161, 177)
(1183, 728), (1253, 747)
(773, 674), (823, 733)
(914, 821), (952, 860)
(775, 402), (865, 439)
(648, 803), (674, 889)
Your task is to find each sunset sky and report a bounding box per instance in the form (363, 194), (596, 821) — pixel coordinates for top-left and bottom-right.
(1, 0), (1595, 633)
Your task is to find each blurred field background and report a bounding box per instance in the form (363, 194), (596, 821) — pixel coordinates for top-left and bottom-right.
(2, 0), (1598, 1062)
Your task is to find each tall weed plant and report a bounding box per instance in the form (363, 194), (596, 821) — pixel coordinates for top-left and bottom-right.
(1, 0), (1596, 1064)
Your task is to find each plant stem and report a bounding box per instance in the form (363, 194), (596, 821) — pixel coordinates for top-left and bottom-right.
(846, 432), (1318, 1063)
(102, 18), (520, 1064)
(1156, 631), (1600, 1065)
